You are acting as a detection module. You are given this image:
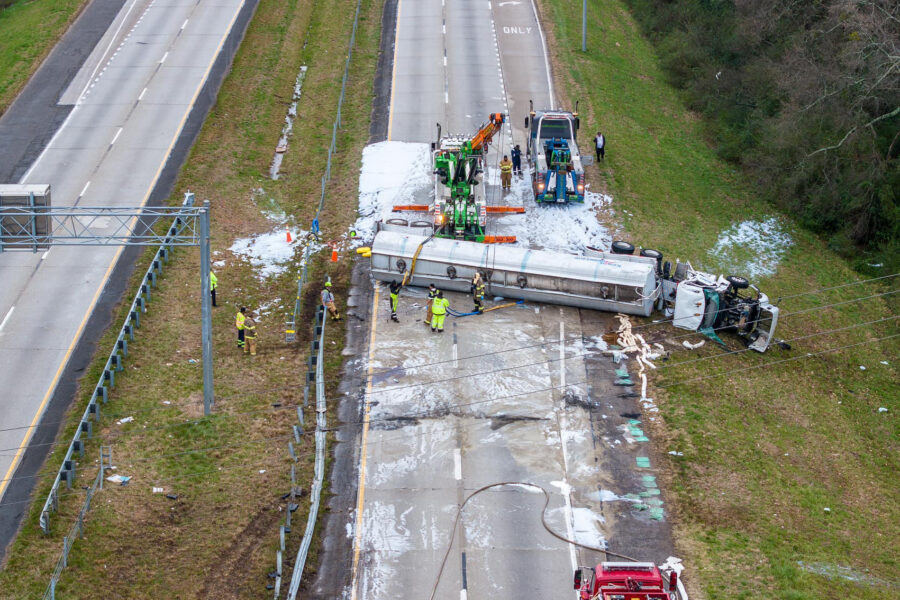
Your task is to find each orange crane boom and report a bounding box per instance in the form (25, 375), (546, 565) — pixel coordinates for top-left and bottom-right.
(470, 112), (505, 152)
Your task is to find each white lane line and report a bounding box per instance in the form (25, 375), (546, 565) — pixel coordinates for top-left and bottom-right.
(0, 307), (15, 331)
(528, 0), (555, 107)
(159, 51), (169, 64)
(559, 319), (565, 389)
(75, 0), (141, 105)
(181, 18), (189, 29)
(41, 250), (51, 260)
(556, 318), (578, 573)
(110, 127), (123, 145)
(445, 91), (449, 104)
(79, 181), (91, 197)
(453, 448), (462, 480)
(460, 591), (467, 600)
(452, 341), (458, 368)
(443, 55), (447, 66)
(138, 87), (148, 101)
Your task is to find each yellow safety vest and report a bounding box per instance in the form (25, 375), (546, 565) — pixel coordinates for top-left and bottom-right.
(210, 271), (218, 290)
(235, 312), (245, 330)
(432, 298), (449, 315)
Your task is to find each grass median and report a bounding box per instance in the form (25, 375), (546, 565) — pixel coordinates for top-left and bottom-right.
(0, 0), (380, 595)
(0, 0), (88, 115)
(538, 1), (899, 599)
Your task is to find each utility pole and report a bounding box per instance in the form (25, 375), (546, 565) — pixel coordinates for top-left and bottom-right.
(199, 199), (214, 415)
(582, 0), (587, 52)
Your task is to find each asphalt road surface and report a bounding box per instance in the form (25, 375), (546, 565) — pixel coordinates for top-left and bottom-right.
(0, 0), (248, 514)
(334, 1), (676, 599)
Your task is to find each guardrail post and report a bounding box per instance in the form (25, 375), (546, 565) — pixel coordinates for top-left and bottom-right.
(89, 400), (100, 420)
(118, 338), (127, 358)
(124, 323), (134, 341)
(73, 439), (84, 457)
(104, 367), (114, 389)
(97, 385), (108, 404)
(80, 420), (92, 439)
(142, 282), (150, 303)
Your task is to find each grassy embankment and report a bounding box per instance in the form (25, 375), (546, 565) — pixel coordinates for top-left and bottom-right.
(539, 1), (899, 599)
(0, 0), (379, 595)
(0, 0), (87, 115)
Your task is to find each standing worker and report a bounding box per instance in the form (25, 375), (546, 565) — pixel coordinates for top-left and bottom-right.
(321, 281), (342, 322)
(431, 291), (449, 333)
(511, 145), (522, 176)
(235, 306), (247, 350)
(426, 283), (438, 327)
(472, 274), (486, 314)
(243, 314), (258, 356)
(594, 131), (605, 161)
(500, 155), (513, 191)
(209, 270), (218, 307)
(388, 280), (401, 323)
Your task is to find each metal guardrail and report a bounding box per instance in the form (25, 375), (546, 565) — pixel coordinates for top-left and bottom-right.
(38, 193), (196, 536)
(285, 0), (363, 342)
(42, 446), (109, 600)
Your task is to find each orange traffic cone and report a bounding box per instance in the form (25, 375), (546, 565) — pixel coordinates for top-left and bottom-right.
(331, 248), (338, 262)
(286, 228), (293, 243)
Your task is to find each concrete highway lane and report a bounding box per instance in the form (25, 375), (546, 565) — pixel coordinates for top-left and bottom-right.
(0, 0), (247, 506)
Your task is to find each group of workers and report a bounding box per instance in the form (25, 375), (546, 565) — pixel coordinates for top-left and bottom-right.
(385, 271), (485, 332)
(234, 305), (258, 356)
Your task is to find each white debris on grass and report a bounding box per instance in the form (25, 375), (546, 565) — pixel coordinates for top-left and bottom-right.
(230, 228), (321, 280)
(707, 216), (792, 279)
(878, 407), (888, 413)
(354, 141), (433, 241)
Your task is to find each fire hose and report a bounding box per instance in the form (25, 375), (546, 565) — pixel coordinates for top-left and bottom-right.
(428, 481), (686, 600)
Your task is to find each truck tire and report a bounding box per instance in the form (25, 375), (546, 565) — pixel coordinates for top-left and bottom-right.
(727, 275), (750, 289)
(640, 248), (663, 273)
(611, 241), (635, 255)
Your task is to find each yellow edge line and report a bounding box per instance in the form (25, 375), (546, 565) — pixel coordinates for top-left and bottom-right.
(0, 0), (246, 502)
(349, 283), (380, 600)
(386, 0), (401, 141)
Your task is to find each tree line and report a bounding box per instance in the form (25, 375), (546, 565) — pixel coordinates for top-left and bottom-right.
(623, 0), (898, 273)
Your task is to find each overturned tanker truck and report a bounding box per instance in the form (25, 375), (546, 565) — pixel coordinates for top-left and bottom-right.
(369, 227), (780, 352)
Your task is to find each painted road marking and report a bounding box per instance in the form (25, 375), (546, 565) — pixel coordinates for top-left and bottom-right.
(138, 86), (148, 101)
(349, 284), (381, 600)
(502, 26), (533, 34)
(0, 0), (249, 504)
(454, 448), (462, 480)
(110, 127), (123, 145)
(159, 51), (169, 64)
(181, 18), (189, 29)
(0, 307), (15, 331)
(79, 181), (91, 197)
(386, 0), (403, 140)
(41, 250), (51, 260)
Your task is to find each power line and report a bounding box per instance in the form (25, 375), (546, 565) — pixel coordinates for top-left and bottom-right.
(657, 315), (899, 370)
(660, 333), (900, 388)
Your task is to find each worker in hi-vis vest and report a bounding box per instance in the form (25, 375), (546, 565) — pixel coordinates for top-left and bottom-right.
(235, 306), (247, 349)
(389, 280), (401, 323)
(431, 291), (449, 333)
(209, 270), (218, 307)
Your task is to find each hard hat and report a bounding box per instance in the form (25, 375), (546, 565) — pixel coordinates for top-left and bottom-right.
(325, 282), (332, 287)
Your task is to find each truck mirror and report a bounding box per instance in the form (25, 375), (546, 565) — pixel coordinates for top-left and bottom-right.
(524, 116), (529, 128)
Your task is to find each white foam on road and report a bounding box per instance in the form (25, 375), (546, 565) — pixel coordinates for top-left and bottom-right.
(355, 141), (432, 240)
(707, 216), (792, 279)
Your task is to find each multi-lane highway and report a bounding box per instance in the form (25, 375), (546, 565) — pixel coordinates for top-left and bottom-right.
(0, 0), (250, 534)
(324, 1), (676, 598)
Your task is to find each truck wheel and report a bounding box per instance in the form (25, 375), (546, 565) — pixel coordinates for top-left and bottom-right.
(727, 275), (750, 289)
(611, 241), (635, 255)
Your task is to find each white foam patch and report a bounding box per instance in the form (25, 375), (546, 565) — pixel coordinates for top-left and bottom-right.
(354, 141), (432, 240)
(571, 507), (606, 548)
(230, 227), (320, 281)
(707, 217), (792, 279)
